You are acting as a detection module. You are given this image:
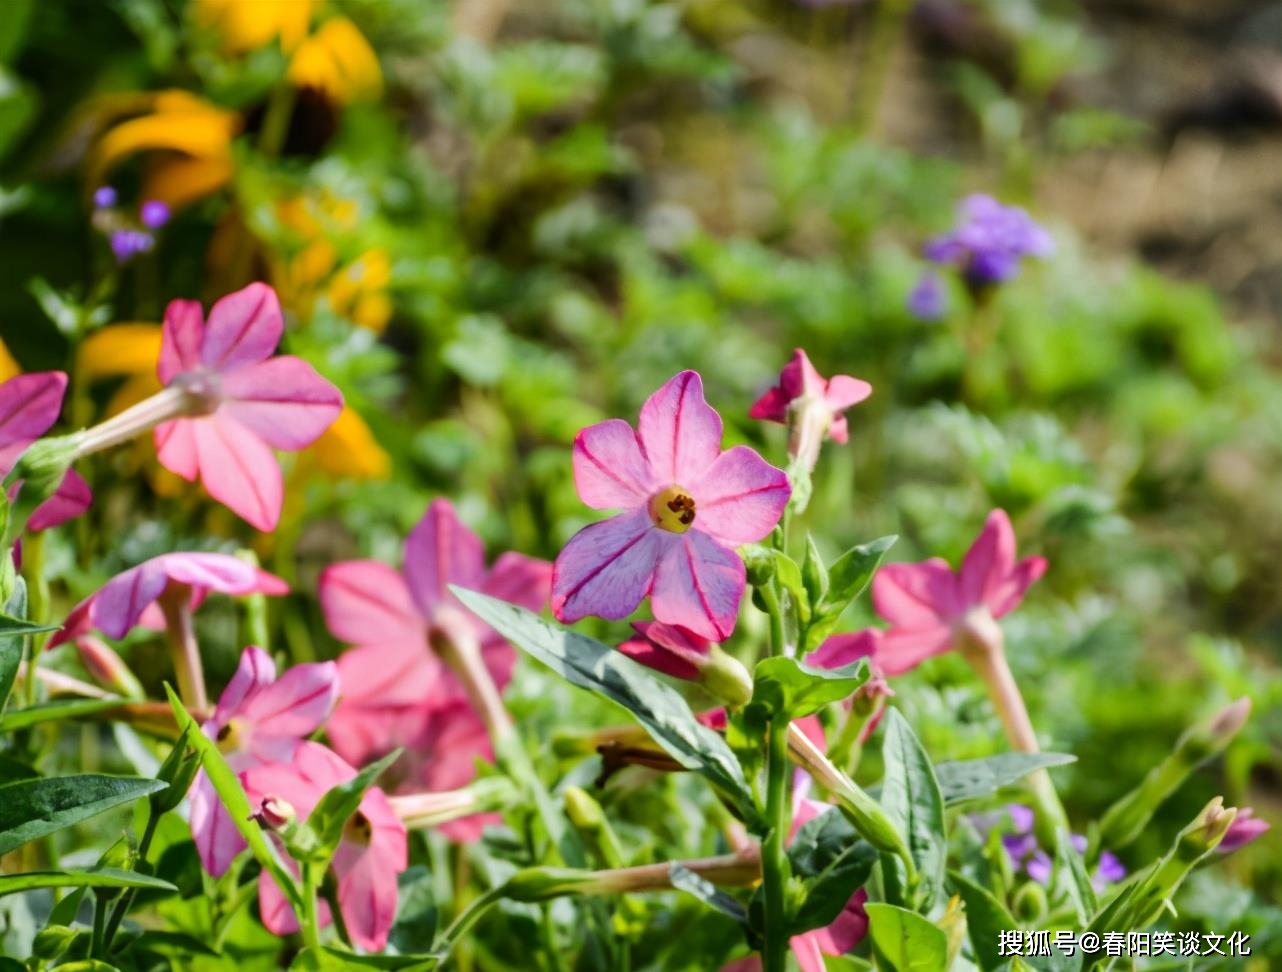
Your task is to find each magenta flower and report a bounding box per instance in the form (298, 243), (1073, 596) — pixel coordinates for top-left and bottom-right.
(188, 646), (339, 876)
(1217, 807), (1270, 855)
(47, 552), (288, 648)
(553, 371), (790, 642)
(319, 499), (551, 816)
(241, 741), (408, 951)
(0, 372), (92, 531)
(749, 349), (872, 446)
(872, 510), (1046, 675)
(153, 282), (343, 530)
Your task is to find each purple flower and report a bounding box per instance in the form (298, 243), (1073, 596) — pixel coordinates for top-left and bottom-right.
(923, 194), (1053, 289)
(907, 272), (947, 321)
(1217, 807), (1270, 855)
(93, 186), (118, 209)
(985, 805), (1125, 892)
(110, 229), (155, 264)
(140, 200), (171, 229)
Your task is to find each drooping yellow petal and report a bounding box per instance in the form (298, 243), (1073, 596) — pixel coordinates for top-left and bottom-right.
(287, 17), (383, 105)
(144, 155), (237, 210)
(78, 324), (163, 381)
(196, 0), (315, 55)
(306, 405), (390, 480)
(0, 338), (20, 382)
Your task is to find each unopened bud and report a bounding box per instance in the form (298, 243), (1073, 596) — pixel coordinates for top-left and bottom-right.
(1216, 806), (1270, 855)
(564, 786), (606, 832)
(1012, 881), (1048, 922)
(1179, 697), (1251, 764)
(94, 838), (135, 901)
(742, 544), (776, 587)
(76, 636), (145, 698)
(150, 727), (201, 814)
(10, 436), (78, 511)
(1180, 797), (1236, 862)
(701, 645), (753, 708)
(254, 795), (297, 832)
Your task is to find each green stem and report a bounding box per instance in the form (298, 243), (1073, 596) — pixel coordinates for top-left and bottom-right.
(212, 876), (261, 951)
(101, 810), (161, 951)
(91, 896), (107, 958)
(761, 718), (792, 972)
(435, 885), (507, 963)
(300, 864), (322, 949)
(23, 531), (51, 708)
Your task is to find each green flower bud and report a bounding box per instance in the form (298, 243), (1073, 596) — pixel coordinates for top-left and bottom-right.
(150, 727), (201, 814)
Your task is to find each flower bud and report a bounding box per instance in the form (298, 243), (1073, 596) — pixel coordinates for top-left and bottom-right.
(1011, 881), (1048, 922)
(151, 727), (201, 814)
(9, 435), (78, 521)
(1216, 806), (1270, 855)
(31, 925), (78, 961)
(76, 636), (145, 699)
(254, 795), (298, 832)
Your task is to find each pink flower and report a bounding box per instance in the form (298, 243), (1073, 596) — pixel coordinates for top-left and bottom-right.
(553, 371), (790, 641)
(241, 741), (408, 951)
(154, 282), (343, 530)
(872, 510), (1046, 675)
(1217, 807), (1270, 855)
(319, 499), (550, 830)
(618, 621), (710, 681)
(749, 349), (872, 445)
(188, 646), (340, 876)
(0, 372), (92, 531)
(47, 552), (288, 648)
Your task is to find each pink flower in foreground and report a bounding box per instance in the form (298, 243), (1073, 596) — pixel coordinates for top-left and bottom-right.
(47, 552), (288, 648)
(749, 350), (872, 467)
(872, 510), (1046, 675)
(154, 282), (343, 530)
(319, 499), (550, 832)
(0, 372), (92, 530)
(188, 646), (339, 876)
(241, 741), (408, 951)
(554, 371), (790, 642)
(1217, 807), (1270, 855)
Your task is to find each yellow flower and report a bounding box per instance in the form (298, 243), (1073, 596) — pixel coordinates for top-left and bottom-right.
(0, 338), (20, 382)
(327, 249), (393, 333)
(303, 405), (390, 480)
(196, 0), (315, 55)
(287, 17), (383, 105)
(84, 91), (241, 210)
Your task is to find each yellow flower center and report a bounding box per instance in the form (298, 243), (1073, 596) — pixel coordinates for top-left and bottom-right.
(344, 810), (373, 847)
(215, 718), (244, 753)
(649, 485), (696, 534)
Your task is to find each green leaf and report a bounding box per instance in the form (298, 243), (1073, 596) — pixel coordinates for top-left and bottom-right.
(0, 867), (177, 898)
(452, 588), (757, 822)
(821, 535), (896, 613)
(165, 684), (304, 910)
(669, 863), (747, 924)
(0, 698), (123, 732)
(0, 0), (35, 62)
(305, 749), (401, 864)
(750, 656), (868, 721)
(948, 871), (1018, 971)
(388, 867), (438, 956)
(801, 534), (828, 606)
(935, 753), (1077, 806)
(770, 550), (810, 624)
(0, 579), (32, 712)
(879, 709), (946, 909)
(1053, 829), (1098, 924)
(0, 775), (164, 855)
(787, 809), (877, 935)
(291, 947), (437, 971)
(0, 754), (37, 784)
(865, 902), (949, 972)
(0, 614), (58, 637)
(117, 929), (220, 958)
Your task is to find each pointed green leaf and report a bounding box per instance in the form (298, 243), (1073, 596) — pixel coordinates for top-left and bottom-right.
(0, 698), (123, 732)
(948, 871), (1019, 971)
(669, 863), (747, 924)
(750, 656), (868, 721)
(1053, 828), (1097, 923)
(0, 579), (32, 712)
(865, 902), (949, 972)
(880, 709), (946, 909)
(0, 775), (164, 855)
(935, 753), (1077, 806)
(820, 535), (896, 614)
(452, 588), (757, 823)
(788, 809), (877, 935)
(306, 748), (401, 864)
(0, 867), (177, 898)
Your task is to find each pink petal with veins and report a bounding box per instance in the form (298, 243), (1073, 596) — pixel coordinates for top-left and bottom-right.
(219, 356), (343, 450)
(636, 371), (723, 485)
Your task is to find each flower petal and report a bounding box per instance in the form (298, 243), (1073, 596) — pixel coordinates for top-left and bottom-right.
(987, 556), (1047, 619)
(403, 499), (486, 620)
(825, 374), (873, 412)
(0, 372), (67, 464)
(26, 469), (93, 531)
(154, 417), (199, 479)
(652, 530), (745, 642)
(242, 660), (339, 740)
(219, 356), (343, 450)
(190, 414), (284, 531)
(480, 551), (552, 615)
(333, 787), (406, 950)
(636, 371), (723, 485)
(158, 300), (204, 383)
(871, 558), (958, 629)
(189, 770), (248, 877)
(572, 418), (656, 509)
(91, 561), (170, 639)
(876, 626), (953, 676)
(212, 645), (277, 730)
(551, 508), (663, 624)
(687, 445), (790, 545)
(807, 629), (881, 669)
(747, 384), (791, 424)
(200, 282), (283, 373)
(320, 560), (423, 647)
(958, 510), (1017, 609)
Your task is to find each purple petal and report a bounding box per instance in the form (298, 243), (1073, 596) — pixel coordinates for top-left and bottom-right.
(26, 469), (93, 531)
(0, 372), (67, 464)
(573, 418), (657, 510)
(242, 660), (339, 742)
(189, 770), (248, 877)
(636, 371), (723, 486)
(651, 530), (745, 642)
(687, 445), (790, 545)
(212, 645), (278, 730)
(551, 508), (663, 624)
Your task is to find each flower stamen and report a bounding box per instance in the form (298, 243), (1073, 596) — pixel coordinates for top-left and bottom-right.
(649, 485), (696, 533)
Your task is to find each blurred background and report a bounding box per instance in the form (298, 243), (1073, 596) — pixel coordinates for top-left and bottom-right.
(1, 0), (1279, 952)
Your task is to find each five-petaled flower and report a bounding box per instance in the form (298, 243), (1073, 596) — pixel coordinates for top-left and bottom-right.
(872, 510), (1046, 675)
(0, 372), (93, 531)
(188, 646), (339, 876)
(241, 740), (408, 951)
(154, 282), (343, 530)
(749, 350), (872, 472)
(319, 498), (550, 837)
(553, 371), (790, 642)
(48, 551), (288, 648)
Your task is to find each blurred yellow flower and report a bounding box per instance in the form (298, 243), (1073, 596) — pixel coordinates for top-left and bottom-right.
(287, 17), (383, 105)
(84, 91), (240, 210)
(305, 405), (391, 480)
(196, 0), (315, 55)
(0, 338), (20, 382)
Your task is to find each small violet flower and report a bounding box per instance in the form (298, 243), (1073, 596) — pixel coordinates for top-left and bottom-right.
(139, 199), (171, 229)
(110, 229), (155, 264)
(0, 372), (93, 531)
(241, 741), (408, 951)
(48, 551), (288, 648)
(1217, 807), (1270, 855)
(154, 282), (343, 529)
(319, 499), (551, 836)
(93, 186), (118, 209)
(923, 194), (1054, 288)
(996, 806), (1125, 892)
(749, 350), (872, 473)
(188, 646), (339, 876)
(907, 271), (947, 321)
(872, 509), (1046, 675)
(553, 371), (790, 642)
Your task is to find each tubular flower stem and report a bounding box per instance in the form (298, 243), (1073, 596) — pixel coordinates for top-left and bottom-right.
(69, 386), (196, 460)
(157, 584), (208, 712)
(388, 778), (519, 830)
(504, 847), (762, 902)
(431, 610), (515, 744)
